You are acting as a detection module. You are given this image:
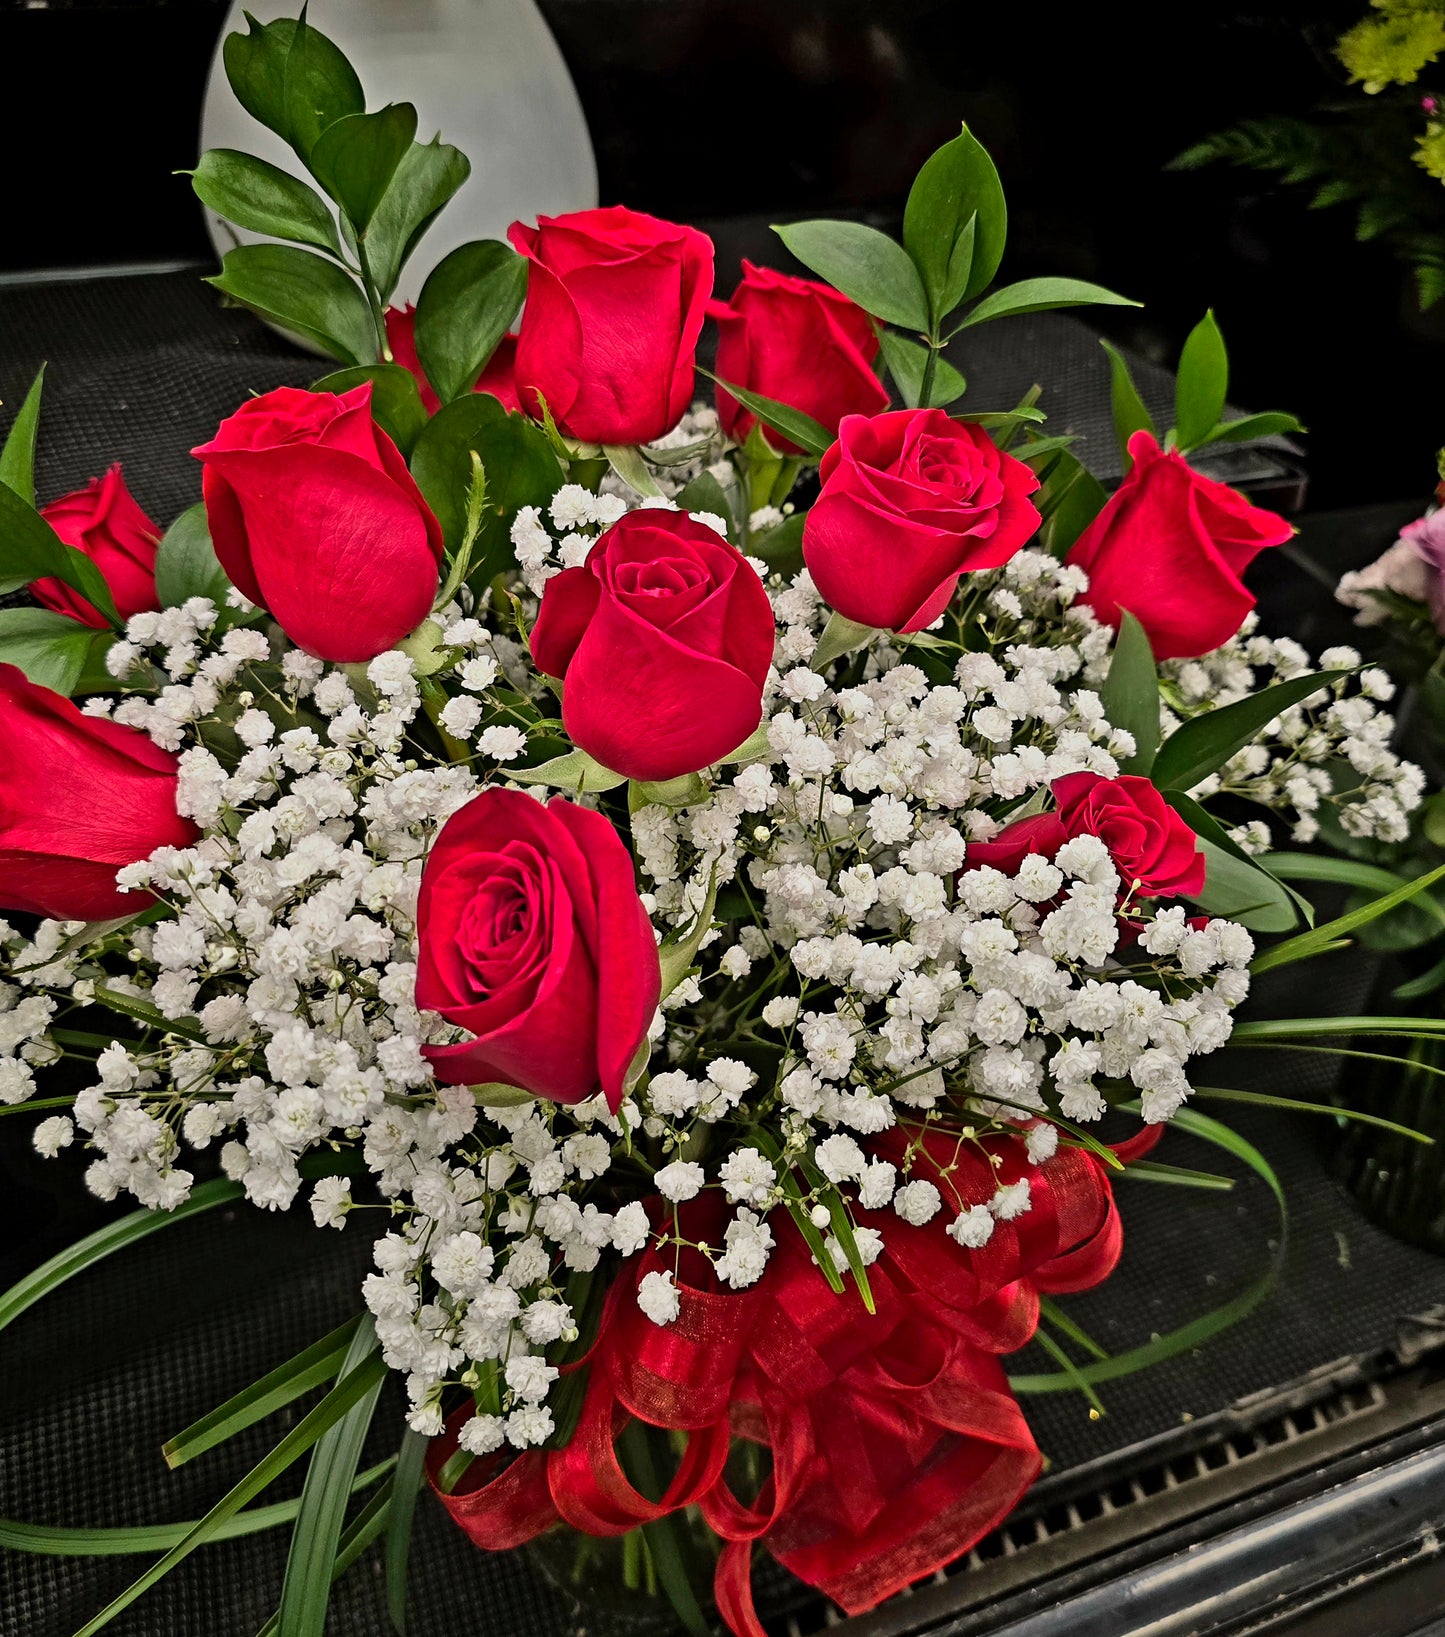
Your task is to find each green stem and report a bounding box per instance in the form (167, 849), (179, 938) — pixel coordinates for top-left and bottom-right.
(918, 339), (940, 409)
(356, 237), (392, 363)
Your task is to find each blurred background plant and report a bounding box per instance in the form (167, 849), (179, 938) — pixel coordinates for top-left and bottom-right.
(1176, 0), (1445, 309)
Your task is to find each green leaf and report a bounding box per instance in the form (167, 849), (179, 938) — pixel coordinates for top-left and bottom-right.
(603, 442), (663, 499)
(0, 1179), (242, 1340)
(1035, 449), (1108, 558)
(1251, 861), (1445, 975)
(1199, 410), (1304, 447)
(1195, 1086), (1432, 1145)
(414, 241), (527, 406)
(277, 1317), (384, 1637)
(877, 331), (965, 409)
(506, 749), (627, 793)
(1151, 670), (1349, 793)
(222, 14), (299, 142)
(811, 610), (878, 671)
(1100, 340), (1155, 454)
(0, 607), (109, 696)
(207, 244), (374, 366)
(1098, 610), (1159, 773)
(1265, 852), (1445, 946)
(385, 1429), (429, 1635)
(310, 103), (418, 232)
(673, 470), (736, 535)
(312, 364), (428, 457)
(1173, 310), (1229, 451)
(772, 219), (930, 331)
(188, 150), (341, 255)
(410, 393), (564, 578)
(0, 1463), (392, 1558)
(280, 11), (365, 161)
(749, 1129), (846, 1295)
(163, 1317), (361, 1470)
(705, 371), (832, 459)
(257, 1484), (397, 1637)
(364, 138), (471, 302)
(630, 771), (710, 811)
(0, 365), (45, 506)
(955, 276), (1140, 331)
(1011, 1108), (1286, 1394)
(1164, 790), (1309, 929)
(91, 983), (207, 1043)
(902, 125), (1006, 311)
(153, 503), (232, 609)
(0, 480), (119, 625)
(659, 865), (719, 1001)
(750, 512), (804, 576)
(70, 1348), (389, 1637)
(1188, 836), (1300, 932)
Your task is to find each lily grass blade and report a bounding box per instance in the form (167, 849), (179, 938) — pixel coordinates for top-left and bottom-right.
(164, 1316), (362, 1469)
(0, 1179), (242, 1339)
(70, 1349), (389, 1637)
(1195, 1085), (1433, 1144)
(1251, 862), (1445, 974)
(275, 1317), (385, 1637)
(0, 1461), (393, 1557)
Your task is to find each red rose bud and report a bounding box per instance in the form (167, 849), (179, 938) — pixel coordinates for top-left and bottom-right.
(193, 384), (444, 663)
(964, 771), (1205, 902)
(32, 465), (161, 629)
(383, 306), (522, 415)
(416, 789), (660, 1110)
(1067, 430), (1293, 661)
(803, 409), (1041, 633)
(709, 262), (889, 454)
(507, 206), (714, 446)
(0, 664), (197, 920)
(530, 509), (774, 782)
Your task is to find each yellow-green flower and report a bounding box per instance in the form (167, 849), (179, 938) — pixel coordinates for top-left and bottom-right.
(1416, 119), (1445, 177)
(1338, 9), (1445, 92)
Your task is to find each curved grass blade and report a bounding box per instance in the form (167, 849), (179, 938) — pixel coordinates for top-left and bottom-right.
(385, 1429), (430, 1635)
(1231, 1014), (1445, 1042)
(0, 1179), (242, 1338)
(1037, 1296), (1109, 1362)
(164, 1317), (361, 1469)
(1032, 1326), (1107, 1418)
(275, 1317), (384, 1637)
(1011, 1109), (1285, 1393)
(1251, 862), (1445, 975)
(1195, 1084), (1433, 1143)
(70, 1349), (388, 1637)
(0, 1462), (393, 1557)
(1116, 1158), (1236, 1190)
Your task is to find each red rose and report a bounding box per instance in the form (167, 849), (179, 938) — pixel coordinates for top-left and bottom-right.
(964, 771), (1205, 901)
(530, 509), (774, 782)
(383, 306), (522, 415)
(192, 384), (444, 663)
(0, 664), (197, 920)
(416, 789), (660, 1110)
(32, 466), (160, 629)
(803, 409), (1041, 633)
(507, 206), (714, 446)
(1067, 430), (1293, 661)
(708, 262), (889, 454)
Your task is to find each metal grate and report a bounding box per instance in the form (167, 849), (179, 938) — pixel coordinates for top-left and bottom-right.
(781, 1310), (1445, 1637)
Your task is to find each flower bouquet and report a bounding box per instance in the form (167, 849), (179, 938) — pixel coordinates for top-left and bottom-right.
(3, 13), (1444, 1636)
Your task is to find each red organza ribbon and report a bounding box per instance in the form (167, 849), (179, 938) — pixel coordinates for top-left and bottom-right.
(429, 1131), (1150, 1635)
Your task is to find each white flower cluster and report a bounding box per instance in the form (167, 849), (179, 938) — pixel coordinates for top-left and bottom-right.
(6, 484), (1383, 1446)
(1161, 622), (1422, 847)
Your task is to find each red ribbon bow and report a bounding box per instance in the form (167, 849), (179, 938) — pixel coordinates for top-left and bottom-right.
(430, 1131), (1146, 1635)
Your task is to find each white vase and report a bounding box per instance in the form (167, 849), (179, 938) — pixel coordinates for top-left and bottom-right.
(198, 0), (598, 305)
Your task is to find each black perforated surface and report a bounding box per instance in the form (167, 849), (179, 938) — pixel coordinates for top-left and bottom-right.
(0, 268), (1441, 1637)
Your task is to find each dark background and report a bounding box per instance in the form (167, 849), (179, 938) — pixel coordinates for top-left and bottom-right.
(0, 0), (1437, 510)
